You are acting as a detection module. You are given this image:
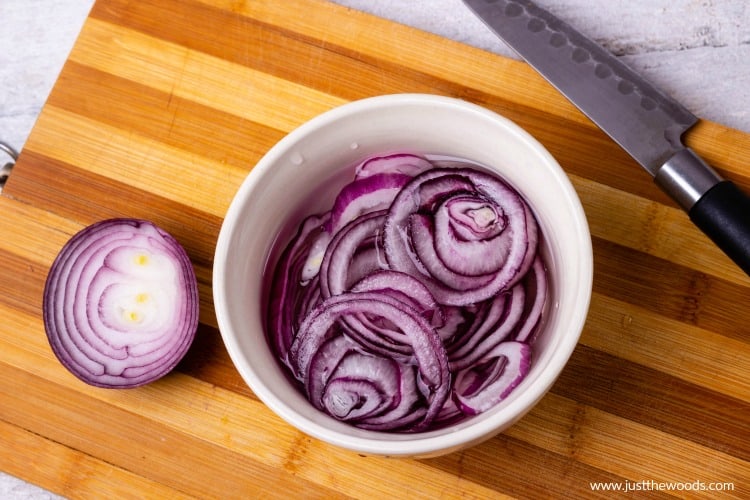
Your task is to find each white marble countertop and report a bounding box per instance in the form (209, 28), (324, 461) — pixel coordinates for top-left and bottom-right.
(0, 0), (748, 496)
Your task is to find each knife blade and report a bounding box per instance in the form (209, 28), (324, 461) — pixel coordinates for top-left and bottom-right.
(463, 0), (750, 276)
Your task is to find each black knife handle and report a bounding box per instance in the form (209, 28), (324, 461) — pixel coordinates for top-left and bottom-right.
(690, 180), (750, 276)
(655, 148), (750, 277)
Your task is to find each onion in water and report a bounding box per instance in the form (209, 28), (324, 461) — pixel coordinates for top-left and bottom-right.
(267, 154), (547, 431)
(43, 218), (199, 388)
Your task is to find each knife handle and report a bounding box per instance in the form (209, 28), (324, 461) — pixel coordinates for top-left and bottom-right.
(690, 180), (750, 276)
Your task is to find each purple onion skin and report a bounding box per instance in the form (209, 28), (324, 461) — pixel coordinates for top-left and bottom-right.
(43, 218), (199, 389)
(266, 154), (547, 432)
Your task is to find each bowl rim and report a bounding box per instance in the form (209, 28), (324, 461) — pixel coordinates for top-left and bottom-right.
(213, 93), (593, 457)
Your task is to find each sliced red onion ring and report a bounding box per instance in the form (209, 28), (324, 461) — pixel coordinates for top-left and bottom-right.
(43, 219), (198, 388)
(327, 173), (412, 234)
(513, 256), (548, 343)
(307, 335), (427, 430)
(351, 270), (440, 320)
(266, 156), (548, 432)
(268, 213), (330, 358)
(289, 292), (450, 429)
(342, 270), (443, 361)
(448, 285), (525, 371)
(384, 167), (538, 306)
(319, 210), (388, 298)
(433, 196), (511, 275)
(439, 196), (507, 242)
(409, 213), (496, 291)
(453, 341), (532, 415)
(354, 153), (433, 179)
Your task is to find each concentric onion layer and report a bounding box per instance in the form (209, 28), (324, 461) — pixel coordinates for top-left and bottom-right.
(267, 154), (548, 432)
(384, 167), (538, 306)
(43, 219), (199, 388)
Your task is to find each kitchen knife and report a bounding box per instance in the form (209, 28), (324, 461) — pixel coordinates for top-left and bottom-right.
(463, 0), (750, 276)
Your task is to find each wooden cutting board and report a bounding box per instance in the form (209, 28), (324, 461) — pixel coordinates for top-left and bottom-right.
(1, 0), (748, 497)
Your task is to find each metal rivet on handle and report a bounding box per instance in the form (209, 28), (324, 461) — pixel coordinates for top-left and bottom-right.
(0, 141), (19, 191)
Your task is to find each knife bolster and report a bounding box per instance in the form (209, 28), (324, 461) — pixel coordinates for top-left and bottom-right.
(655, 148), (723, 211)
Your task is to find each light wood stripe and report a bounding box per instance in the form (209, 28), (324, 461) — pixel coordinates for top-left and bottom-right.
(0, 198), (84, 264)
(0, 418), (193, 499)
(507, 393), (749, 495)
(202, 0), (750, 180)
(26, 106), (247, 218)
(572, 175), (748, 285)
(583, 292), (750, 402)
(201, 0), (603, 127)
(72, 18), (347, 133)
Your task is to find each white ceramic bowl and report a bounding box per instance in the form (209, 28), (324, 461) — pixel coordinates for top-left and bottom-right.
(213, 94), (593, 457)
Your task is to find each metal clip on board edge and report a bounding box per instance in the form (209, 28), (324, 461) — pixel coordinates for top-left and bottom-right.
(0, 141), (18, 193)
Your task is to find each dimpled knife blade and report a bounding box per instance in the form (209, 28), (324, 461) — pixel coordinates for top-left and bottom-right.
(463, 0), (750, 277)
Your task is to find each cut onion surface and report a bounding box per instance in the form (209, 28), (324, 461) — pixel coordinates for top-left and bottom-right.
(43, 218), (199, 388)
(266, 154), (546, 432)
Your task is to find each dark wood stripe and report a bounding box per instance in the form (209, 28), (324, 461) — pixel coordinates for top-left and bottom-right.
(86, 0), (683, 204)
(88, 0), (463, 101)
(48, 61), (284, 170)
(176, 323), (256, 399)
(88, 0), (750, 203)
(553, 344), (750, 461)
(426, 433), (669, 499)
(593, 236), (750, 341)
(5, 151), (220, 270)
(0, 248), (46, 318)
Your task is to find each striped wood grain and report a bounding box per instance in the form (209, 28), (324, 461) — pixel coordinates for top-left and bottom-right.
(1, 0), (748, 497)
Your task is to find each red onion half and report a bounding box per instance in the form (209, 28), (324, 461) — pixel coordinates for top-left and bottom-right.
(266, 154), (547, 431)
(43, 219), (199, 388)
